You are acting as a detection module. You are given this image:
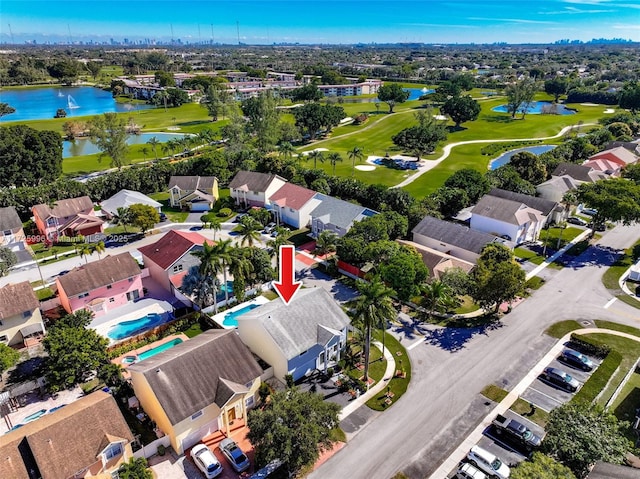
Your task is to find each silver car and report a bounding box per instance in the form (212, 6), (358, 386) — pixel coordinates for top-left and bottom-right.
(542, 367), (580, 392)
(219, 438), (250, 473)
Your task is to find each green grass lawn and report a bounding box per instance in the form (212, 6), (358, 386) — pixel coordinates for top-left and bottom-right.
(454, 295), (480, 314)
(481, 384), (508, 403)
(602, 239), (640, 290)
(147, 192), (189, 223)
(544, 320), (582, 338)
(510, 397), (550, 428)
(365, 331), (411, 411)
(610, 371), (640, 435)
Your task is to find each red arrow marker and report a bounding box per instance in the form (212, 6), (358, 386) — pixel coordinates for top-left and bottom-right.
(273, 245), (302, 305)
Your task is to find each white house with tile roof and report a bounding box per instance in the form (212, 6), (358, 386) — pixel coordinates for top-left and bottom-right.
(228, 171), (287, 208)
(267, 183), (321, 228)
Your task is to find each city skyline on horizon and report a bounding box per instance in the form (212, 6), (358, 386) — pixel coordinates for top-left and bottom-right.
(1, 0), (639, 46)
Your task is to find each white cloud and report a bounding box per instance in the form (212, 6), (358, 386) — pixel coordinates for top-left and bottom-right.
(467, 17), (557, 24)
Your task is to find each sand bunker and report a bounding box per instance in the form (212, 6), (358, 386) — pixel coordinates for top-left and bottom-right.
(355, 165), (376, 171)
(580, 103), (600, 106)
(302, 148), (329, 155)
(604, 109), (615, 114)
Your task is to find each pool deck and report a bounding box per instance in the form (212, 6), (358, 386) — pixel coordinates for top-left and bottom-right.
(111, 333), (189, 377)
(210, 296), (271, 329)
(90, 298), (174, 344)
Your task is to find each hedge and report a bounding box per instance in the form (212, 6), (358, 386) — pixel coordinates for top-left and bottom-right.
(572, 350), (622, 405)
(569, 334), (611, 359)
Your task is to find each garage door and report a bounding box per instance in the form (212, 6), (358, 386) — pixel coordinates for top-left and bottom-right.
(190, 202), (210, 212)
(181, 418), (219, 452)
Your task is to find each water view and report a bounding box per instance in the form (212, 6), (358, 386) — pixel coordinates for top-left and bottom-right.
(63, 132), (190, 157)
(492, 101), (576, 115)
(489, 145), (556, 170)
(0, 86), (154, 122)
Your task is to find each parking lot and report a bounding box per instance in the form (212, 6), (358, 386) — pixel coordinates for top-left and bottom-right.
(445, 349), (600, 478)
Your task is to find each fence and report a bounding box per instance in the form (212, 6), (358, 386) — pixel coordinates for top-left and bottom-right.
(133, 435), (172, 460)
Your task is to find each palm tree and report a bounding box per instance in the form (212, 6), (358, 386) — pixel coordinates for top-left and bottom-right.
(308, 150), (325, 169)
(422, 280), (456, 319)
(347, 146), (365, 177)
(112, 207), (132, 233)
(117, 457), (153, 479)
(208, 217), (222, 241)
(192, 241), (223, 313)
(326, 151), (343, 176)
(92, 240), (106, 259)
(77, 243), (93, 264)
(215, 239), (233, 305)
(350, 276), (396, 388)
(278, 141), (295, 160)
(140, 146), (149, 161)
(228, 247), (254, 302)
(237, 216), (262, 247)
(266, 232), (291, 262)
(146, 136), (160, 160)
(197, 128), (213, 147)
(313, 230), (338, 257)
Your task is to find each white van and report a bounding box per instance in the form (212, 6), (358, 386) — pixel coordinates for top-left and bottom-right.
(467, 445), (510, 479)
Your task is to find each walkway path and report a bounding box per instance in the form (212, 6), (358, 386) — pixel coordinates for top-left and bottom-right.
(393, 122), (596, 189)
(427, 328), (640, 479)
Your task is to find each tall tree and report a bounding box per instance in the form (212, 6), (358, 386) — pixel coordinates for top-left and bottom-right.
(619, 81), (640, 114)
(422, 280), (457, 318)
(544, 77), (569, 103)
(377, 83), (410, 113)
(146, 136), (160, 160)
(392, 111), (447, 159)
(347, 146), (365, 177)
(112, 206), (133, 233)
(307, 149), (325, 169)
(350, 276), (396, 387)
(242, 91), (281, 153)
(247, 388), (340, 476)
(237, 216), (262, 247)
(511, 453), (576, 479)
(326, 151), (343, 176)
(0, 246), (17, 276)
(505, 78), (537, 119)
(278, 141), (295, 160)
(202, 83), (232, 121)
(215, 239), (233, 305)
(128, 203), (160, 234)
(191, 241), (222, 311)
(440, 94), (481, 128)
(509, 151), (547, 185)
(577, 178), (640, 228)
(88, 112), (129, 168)
(85, 61), (102, 81)
(444, 168), (490, 204)
(228, 246), (254, 302)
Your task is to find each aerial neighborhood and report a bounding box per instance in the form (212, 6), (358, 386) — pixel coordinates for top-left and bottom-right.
(1, 9), (640, 479)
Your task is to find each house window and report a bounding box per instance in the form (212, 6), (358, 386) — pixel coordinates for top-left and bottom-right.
(245, 380), (253, 388)
(128, 277), (134, 282)
(106, 285), (112, 290)
(0, 335), (7, 343)
(191, 410), (203, 421)
(109, 298), (115, 303)
(2, 229), (11, 236)
(299, 349), (307, 356)
(245, 396), (255, 409)
(78, 292), (89, 299)
(173, 264), (183, 273)
(22, 311), (30, 318)
(126, 290), (140, 301)
(103, 442), (123, 461)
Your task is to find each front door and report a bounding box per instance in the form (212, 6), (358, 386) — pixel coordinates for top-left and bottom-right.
(227, 407), (236, 422)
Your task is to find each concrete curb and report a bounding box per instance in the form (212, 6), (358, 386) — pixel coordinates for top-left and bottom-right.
(339, 340), (396, 421)
(427, 328), (640, 479)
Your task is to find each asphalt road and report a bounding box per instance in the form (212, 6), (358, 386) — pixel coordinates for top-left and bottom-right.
(309, 223), (640, 479)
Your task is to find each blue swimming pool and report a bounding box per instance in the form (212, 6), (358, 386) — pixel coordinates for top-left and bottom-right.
(138, 338), (184, 360)
(22, 409), (47, 423)
(492, 101), (576, 115)
(489, 145), (557, 170)
(107, 312), (174, 340)
(223, 303), (262, 328)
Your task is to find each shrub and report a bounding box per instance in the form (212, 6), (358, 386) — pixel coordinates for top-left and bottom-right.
(568, 334), (611, 359)
(218, 207), (232, 217)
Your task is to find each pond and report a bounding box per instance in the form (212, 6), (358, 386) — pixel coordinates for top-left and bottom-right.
(63, 132), (190, 157)
(489, 145), (556, 170)
(340, 87), (434, 104)
(492, 101), (576, 115)
(0, 86), (154, 122)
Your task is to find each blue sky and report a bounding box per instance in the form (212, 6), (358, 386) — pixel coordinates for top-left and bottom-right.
(2, 0), (639, 44)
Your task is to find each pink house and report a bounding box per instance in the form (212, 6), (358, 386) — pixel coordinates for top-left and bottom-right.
(56, 253), (143, 317)
(32, 196), (104, 242)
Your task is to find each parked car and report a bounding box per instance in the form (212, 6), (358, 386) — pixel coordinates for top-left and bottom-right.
(467, 445), (510, 479)
(590, 221), (606, 232)
(492, 414), (543, 451)
(219, 438), (250, 473)
(233, 213), (247, 223)
(567, 216), (587, 226)
(581, 208), (598, 216)
(263, 222), (277, 234)
(541, 367), (580, 392)
(192, 444), (223, 478)
(159, 212), (168, 222)
(456, 463), (488, 479)
(560, 349), (594, 371)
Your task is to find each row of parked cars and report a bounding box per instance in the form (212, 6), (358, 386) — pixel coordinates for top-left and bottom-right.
(192, 439), (251, 478)
(453, 349), (595, 479)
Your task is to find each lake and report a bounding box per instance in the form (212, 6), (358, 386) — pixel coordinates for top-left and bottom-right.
(63, 132), (190, 158)
(341, 87), (434, 104)
(492, 101), (576, 115)
(489, 145), (556, 170)
(0, 86), (154, 122)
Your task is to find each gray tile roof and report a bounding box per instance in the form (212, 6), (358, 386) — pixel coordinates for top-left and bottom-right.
(240, 288), (351, 360)
(228, 171), (286, 192)
(309, 194), (377, 230)
(0, 206), (22, 232)
(487, 188), (557, 216)
(536, 175), (580, 197)
(552, 162), (604, 183)
(128, 330), (262, 425)
(472, 195), (542, 226)
(587, 461), (640, 479)
(412, 215), (501, 255)
(169, 176), (218, 192)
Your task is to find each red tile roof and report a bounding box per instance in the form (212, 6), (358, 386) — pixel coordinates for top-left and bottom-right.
(269, 183), (317, 211)
(138, 230), (209, 270)
(590, 146), (638, 166)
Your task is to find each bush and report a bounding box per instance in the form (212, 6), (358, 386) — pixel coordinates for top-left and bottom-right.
(157, 444), (166, 456)
(568, 334), (611, 359)
(218, 207), (232, 217)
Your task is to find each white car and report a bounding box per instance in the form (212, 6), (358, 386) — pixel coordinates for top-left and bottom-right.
(467, 445), (510, 479)
(191, 444), (223, 478)
(456, 463), (487, 479)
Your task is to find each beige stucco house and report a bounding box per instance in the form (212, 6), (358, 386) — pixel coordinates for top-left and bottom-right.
(0, 281), (45, 347)
(128, 329), (263, 454)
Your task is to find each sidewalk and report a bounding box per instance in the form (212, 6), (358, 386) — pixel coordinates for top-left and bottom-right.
(339, 340), (395, 421)
(427, 328), (640, 479)
(525, 228), (592, 281)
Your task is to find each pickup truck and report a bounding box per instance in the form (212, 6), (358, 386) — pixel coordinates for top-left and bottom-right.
(492, 414), (543, 451)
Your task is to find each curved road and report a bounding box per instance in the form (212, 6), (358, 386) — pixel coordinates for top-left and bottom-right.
(310, 223), (640, 479)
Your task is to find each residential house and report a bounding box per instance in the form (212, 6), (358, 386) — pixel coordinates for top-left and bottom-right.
(100, 189), (162, 219)
(0, 206), (26, 253)
(32, 196), (104, 241)
(411, 215), (505, 264)
(603, 140), (640, 156)
(582, 157), (624, 177)
(0, 391), (134, 479)
(138, 230), (209, 300)
(128, 329), (263, 454)
(397, 239), (475, 279)
(589, 146), (639, 167)
(267, 183), (321, 228)
(237, 288), (350, 382)
(56, 253), (143, 317)
(309, 194), (378, 238)
(0, 282), (44, 347)
(168, 176), (219, 212)
(486, 188), (564, 224)
(551, 162), (609, 183)
(229, 171), (287, 208)
(536, 175), (582, 203)
(470, 195), (545, 244)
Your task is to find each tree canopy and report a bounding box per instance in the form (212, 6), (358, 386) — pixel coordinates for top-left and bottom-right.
(0, 246), (18, 277)
(293, 103), (345, 140)
(392, 110), (447, 159)
(128, 203), (160, 233)
(247, 388), (340, 476)
(619, 81), (640, 114)
(0, 343), (20, 374)
(576, 178), (640, 227)
(509, 151), (547, 185)
(543, 403), (632, 478)
(88, 112), (129, 168)
(505, 78), (537, 119)
(511, 452), (576, 479)
(0, 125), (63, 187)
(377, 83), (410, 113)
(440, 95), (481, 127)
(544, 77), (569, 103)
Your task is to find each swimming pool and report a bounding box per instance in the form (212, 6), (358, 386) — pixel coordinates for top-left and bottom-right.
(107, 312), (174, 340)
(223, 303), (262, 327)
(489, 145), (556, 170)
(492, 101), (575, 115)
(22, 409), (47, 423)
(138, 338), (184, 360)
